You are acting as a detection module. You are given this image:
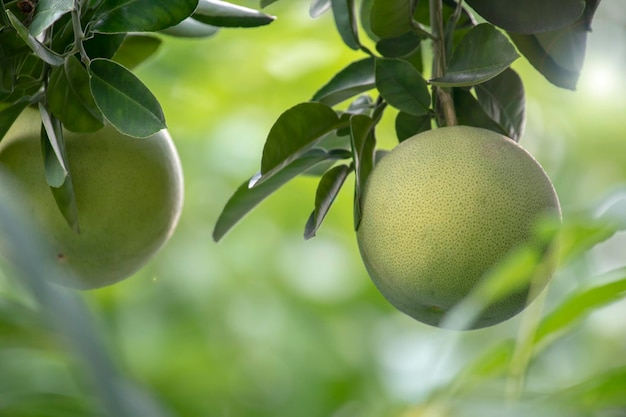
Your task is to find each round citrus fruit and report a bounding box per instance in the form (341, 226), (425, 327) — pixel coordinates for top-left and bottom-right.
(356, 126), (561, 329)
(0, 109), (183, 289)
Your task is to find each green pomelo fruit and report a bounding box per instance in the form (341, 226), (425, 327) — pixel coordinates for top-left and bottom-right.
(356, 126), (561, 329)
(0, 109), (183, 289)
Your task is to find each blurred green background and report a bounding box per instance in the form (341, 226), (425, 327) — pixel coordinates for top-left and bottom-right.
(1, 1), (626, 416)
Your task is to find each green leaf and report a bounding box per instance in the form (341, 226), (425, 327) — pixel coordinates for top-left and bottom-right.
(160, 17), (219, 38)
(312, 58), (375, 106)
(112, 34), (162, 69)
(259, 102), (344, 183)
(6, 10), (64, 66)
(83, 33), (126, 60)
(213, 149), (340, 241)
(331, 0), (360, 50)
(465, 0), (585, 34)
(28, 0), (73, 36)
(395, 111), (431, 142)
(350, 114), (376, 230)
(192, 0), (275, 28)
(304, 164), (351, 239)
(310, 0), (331, 18)
(375, 58), (430, 116)
(551, 366), (626, 411)
(91, 0), (198, 33)
(89, 58), (165, 137)
(475, 68), (525, 141)
(508, 1), (599, 90)
(430, 24), (519, 87)
(370, 0), (411, 39)
(48, 56), (105, 133)
(39, 105), (80, 232)
(376, 31), (422, 58)
(261, 0), (280, 7)
(0, 393), (97, 417)
(534, 272), (626, 347)
(452, 88), (509, 137)
(0, 101), (30, 142)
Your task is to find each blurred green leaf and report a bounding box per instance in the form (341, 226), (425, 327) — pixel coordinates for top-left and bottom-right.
(330, 0), (360, 50)
(112, 34), (162, 69)
(375, 57), (430, 116)
(259, 102), (344, 183)
(89, 58), (165, 137)
(534, 271), (626, 347)
(475, 68), (525, 141)
(48, 55), (105, 133)
(312, 58), (375, 106)
(192, 0), (275, 28)
(304, 164), (351, 239)
(6, 10), (64, 66)
(91, 0), (198, 33)
(159, 18), (219, 38)
(431, 24), (519, 87)
(395, 111), (431, 142)
(214, 149), (345, 241)
(0, 392), (97, 417)
(465, 0), (584, 34)
(0, 100), (30, 142)
(310, 0), (331, 18)
(28, 0), (73, 36)
(350, 114), (376, 230)
(370, 0), (411, 39)
(552, 366), (626, 411)
(452, 88), (509, 136)
(261, 0), (280, 7)
(509, 0), (599, 91)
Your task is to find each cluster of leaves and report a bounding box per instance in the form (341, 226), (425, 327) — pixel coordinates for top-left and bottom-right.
(0, 0), (275, 229)
(213, 0), (600, 241)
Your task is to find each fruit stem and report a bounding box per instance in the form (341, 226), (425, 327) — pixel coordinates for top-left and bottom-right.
(429, 0), (457, 127)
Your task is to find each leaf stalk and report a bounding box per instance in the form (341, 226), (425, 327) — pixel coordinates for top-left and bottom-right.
(429, 0), (457, 126)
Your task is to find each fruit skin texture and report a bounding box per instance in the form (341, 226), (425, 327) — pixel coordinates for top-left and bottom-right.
(0, 109), (183, 289)
(356, 126), (561, 329)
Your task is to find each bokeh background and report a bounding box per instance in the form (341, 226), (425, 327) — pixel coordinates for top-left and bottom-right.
(1, 1), (626, 416)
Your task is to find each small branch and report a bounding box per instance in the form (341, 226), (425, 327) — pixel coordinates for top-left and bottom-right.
(429, 0), (457, 127)
(71, 0), (89, 64)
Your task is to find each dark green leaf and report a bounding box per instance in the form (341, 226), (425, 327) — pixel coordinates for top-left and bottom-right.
(370, 0), (411, 39)
(312, 58), (375, 106)
(112, 34), (162, 69)
(452, 88), (509, 136)
(475, 68), (525, 141)
(395, 111), (431, 142)
(359, 0), (377, 41)
(344, 94), (375, 116)
(310, 0), (331, 17)
(91, 0), (198, 33)
(350, 114), (376, 230)
(304, 164), (351, 239)
(430, 24), (519, 87)
(465, 0), (584, 34)
(83, 33), (126, 60)
(331, 0), (360, 50)
(160, 18), (219, 38)
(259, 102), (344, 183)
(192, 0), (275, 28)
(0, 101), (30, 142)
(213, 149), (338, 241)
(508, 1), (599, 90)
(89, 58), (165, 137)
(29, 0), (73, 36)
(376, 31), (422, 58)
(375, 57), (430, 116)
(535, 272), (626, 347)
(48, 56), (105, 133)
(6, 10), (64, 66)
(39, 105), (80, 232)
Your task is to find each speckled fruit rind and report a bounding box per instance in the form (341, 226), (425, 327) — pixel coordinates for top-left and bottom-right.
(0, 110), (183, 289)
(356, 126), (561, 329)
